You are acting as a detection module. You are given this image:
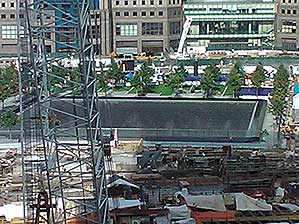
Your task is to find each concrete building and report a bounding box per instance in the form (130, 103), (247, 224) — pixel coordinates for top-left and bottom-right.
(111, 0), (183, 55)
(275, 0), (299, 50)
(0, 0), (19, 57)
(184, 0), (276, 50)
(98, 0), (113, 55)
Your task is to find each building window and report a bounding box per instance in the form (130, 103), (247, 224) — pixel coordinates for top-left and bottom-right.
(1, 3), (5, 7)
(293, 10), (297, 14)
(133, 12), (138, 16)
(282, 21), (297, 33)
(169, 21), (181, 34)
(115, 11), (120, 16)
(1, 14), (5, 19)
(142, 22), (163, 35)
(281, 9), (285, 14)
(287, 9), (291, 14)
(159, 0), (163, 4)
(150, 11), (155, 16)
(10, 14), (15, 19)
(115, 0), (119, 5)
(124, 11), (129, 16)
(150, 0), (154, 5)
(10, 2), (14, 7)
(133, 0), (137, 5)
(57, 27), (75, 43)
(1, 25), (17, 39)
(116, 24), (138, 36)
(158, 11), (163, 16)
(124, 1), (128, 5)
(142, 0), (146, 5)
(141, 11), (146, 16)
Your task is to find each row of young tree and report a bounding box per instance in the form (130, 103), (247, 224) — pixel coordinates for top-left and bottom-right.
(0, 61), (290, 143)
(101, 60), (289, 107)
(101, 60), (187, 96)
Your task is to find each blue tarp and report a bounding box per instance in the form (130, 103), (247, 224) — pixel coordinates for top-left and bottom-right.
(240, 87), (272, 96)
(185, 75), (201, 81)
(124, 72), (134, 79)
(294, 84), (299, 95)
(217, 74), (228, 82)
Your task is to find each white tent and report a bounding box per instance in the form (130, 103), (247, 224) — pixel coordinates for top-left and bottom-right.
(107, 178), (140, 189)
(0, 203), (23, 221)
(108, 198), (142, 210)
(177, 193), (226, 211)
(234, 193), (272, 211)
(176, 192), (272, 212)
(274, 203), (299, 212)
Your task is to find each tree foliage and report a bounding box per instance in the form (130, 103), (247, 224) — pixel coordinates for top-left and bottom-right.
(201, 64), (220, 98)
(269, 64), (289, 145)
(49, 65), (81, 94)
(0, 64), (18, 106)
(269, 64), (289, 117)
(227, 62), (244, 98)
(131, 62), (154, 96)
(166, 64), (186, 91)
(0, 110), (19, 129)
(251, 64), (265, 95)
(106, 59), (123, 85)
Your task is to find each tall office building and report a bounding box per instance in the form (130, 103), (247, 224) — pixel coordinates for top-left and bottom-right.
(98, 0), (113, 55)
(0, 0), (19, 57)
(184, 0), (276, 50)
(275, 0), (299, 50)
(112, 0), (183, 55)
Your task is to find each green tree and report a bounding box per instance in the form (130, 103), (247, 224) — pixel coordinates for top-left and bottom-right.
(98, 71), (110, 93)
(227, 62), (244, 98)
(50, 65), (81, 94)
(131, 62), (154, 96)
(49, 65), (66, 93)
(106, 59), (123, 85)
(0, 64), (18, 109)
(251, 64), (265, 97)
(166, 64), (186, 92)
(201, 64), (220, 98)
(269, 64), (289, 146)
(0, 110), (20, 139)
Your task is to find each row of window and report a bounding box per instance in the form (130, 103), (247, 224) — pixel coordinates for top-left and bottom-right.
(115, 10), (164, 17)
(282, 0), (298, 3)
(0, 2), (15, 8)
(281, 8), (298, 15)
(116, 0), (163, 6)
(116, 23), (164, 36)
(0, 14), (23, 19)
(115, 0), (180, 6)
(281, 21), (297, 33)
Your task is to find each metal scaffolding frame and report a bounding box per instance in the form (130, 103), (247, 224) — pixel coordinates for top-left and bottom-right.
(17, 0), (108, 223)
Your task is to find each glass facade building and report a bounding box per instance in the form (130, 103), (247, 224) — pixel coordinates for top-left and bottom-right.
(184, 0), (275, 50)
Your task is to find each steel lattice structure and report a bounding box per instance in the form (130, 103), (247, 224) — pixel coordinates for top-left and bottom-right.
(17, 0), (108, 223)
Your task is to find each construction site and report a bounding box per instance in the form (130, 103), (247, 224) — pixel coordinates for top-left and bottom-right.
(0, 0), (296, 224)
